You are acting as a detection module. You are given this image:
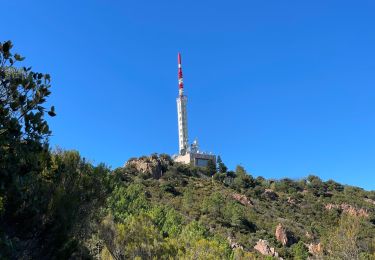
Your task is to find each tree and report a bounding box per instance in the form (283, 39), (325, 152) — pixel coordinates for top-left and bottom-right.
(205, 159), (217, 176)
(108, 183), (150, 221)
(274, 178), (303, 194)
(148, 206), (183, 238)
(223, 201), (246, 228)
(180, 221), (208, 242)
(0, 40), (55, 157)
(0, 40), (55, 202)
(100, 214), (168, 259)
(232, 165), (255, 190)
(217, 156), (227, 173)
(324, 214), (363, 260)
(202, 192), (225, 219)
(0, 40), (57, 256)
(179, 221), (231, 259)
(235, 165), (246, 176)
(306, 175), (326, 196)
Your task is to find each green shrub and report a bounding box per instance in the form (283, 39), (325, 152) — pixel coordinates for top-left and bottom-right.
(107, 183), (150, 221)
(291, 241), (309, 260)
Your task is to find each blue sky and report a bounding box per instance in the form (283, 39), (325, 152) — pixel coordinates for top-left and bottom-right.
(2, 1), (374, 190)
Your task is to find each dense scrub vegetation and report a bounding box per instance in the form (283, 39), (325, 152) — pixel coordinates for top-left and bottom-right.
(1, 41), (374, 259)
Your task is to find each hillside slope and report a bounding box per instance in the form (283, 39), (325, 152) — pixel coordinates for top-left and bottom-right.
(1, 152), (374, 259)
(99, 154), (374, 259)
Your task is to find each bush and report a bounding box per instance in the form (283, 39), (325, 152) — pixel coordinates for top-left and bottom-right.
(160, 183), (180, 196)
(148, 206), (183, 238)
(291, 241), (309, 260)
(323, 214), (364, 259)
(202, 192), (225, 219)
(100, 214), (168, 259)
(274, 178), (303, 194)
(213, 173), (226, 182)
(326, 179), (344, 192)
(205, 159), (217, 176)
(107, 183), (150, 221)
(306, 175), (327, 196)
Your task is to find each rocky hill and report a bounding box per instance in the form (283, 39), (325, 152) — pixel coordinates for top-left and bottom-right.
(102, 154), (374, 260)
(1, 152), (374, 259)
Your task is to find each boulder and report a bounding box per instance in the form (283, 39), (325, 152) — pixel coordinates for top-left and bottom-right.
(125, 154), (172, 179)
(254, 239), (279, 258)
(254, 239), (283, 260)
(308, 242), (323, 256)
(232, 193), (253, 207)
(275, 223), (288, 246)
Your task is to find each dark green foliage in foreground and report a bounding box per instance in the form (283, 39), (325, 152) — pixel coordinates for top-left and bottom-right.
(0, 40), (55, 233)
(291, 241), (309, 260)
(0, 41), (111, 259)
(0, 41), (374, 259)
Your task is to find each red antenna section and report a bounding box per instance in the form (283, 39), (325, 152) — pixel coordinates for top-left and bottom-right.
(178, 52), (184, 90)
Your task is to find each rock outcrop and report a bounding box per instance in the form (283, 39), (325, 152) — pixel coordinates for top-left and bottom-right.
(325, 203), (369, 218)
(254, 239), (280, 258)
(275, 223), (288, 246)
(231, 193), (253, 207)
(275, 223), (296, 246)
(308, 242), (323, 256)
(125, 154), (173, 179)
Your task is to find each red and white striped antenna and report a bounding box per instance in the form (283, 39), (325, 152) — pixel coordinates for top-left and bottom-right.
(178, 52), (184, 96)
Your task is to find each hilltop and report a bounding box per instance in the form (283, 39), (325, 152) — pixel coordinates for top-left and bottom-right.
(102, 154), (375, 259)
(2, 152), (374, 259)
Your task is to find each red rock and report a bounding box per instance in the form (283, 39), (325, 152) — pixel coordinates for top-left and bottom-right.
(325, 203), (369, 218)
(275, 223), (288, 246)
(232, 193), (253, 207)
(254, 239), (278, 257)
(308, 242), (323, 255)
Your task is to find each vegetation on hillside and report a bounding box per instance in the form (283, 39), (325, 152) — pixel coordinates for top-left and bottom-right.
(1, 41), (374, 259)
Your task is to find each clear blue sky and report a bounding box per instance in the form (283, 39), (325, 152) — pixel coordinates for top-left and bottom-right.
(2, 1), (374, 190)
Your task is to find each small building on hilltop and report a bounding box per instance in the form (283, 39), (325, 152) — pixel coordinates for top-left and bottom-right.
(173, 53), (216, 167)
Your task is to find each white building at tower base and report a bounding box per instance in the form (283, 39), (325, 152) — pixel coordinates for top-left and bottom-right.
(174, 140), (216, 167)
(174, 152), (216, 167)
